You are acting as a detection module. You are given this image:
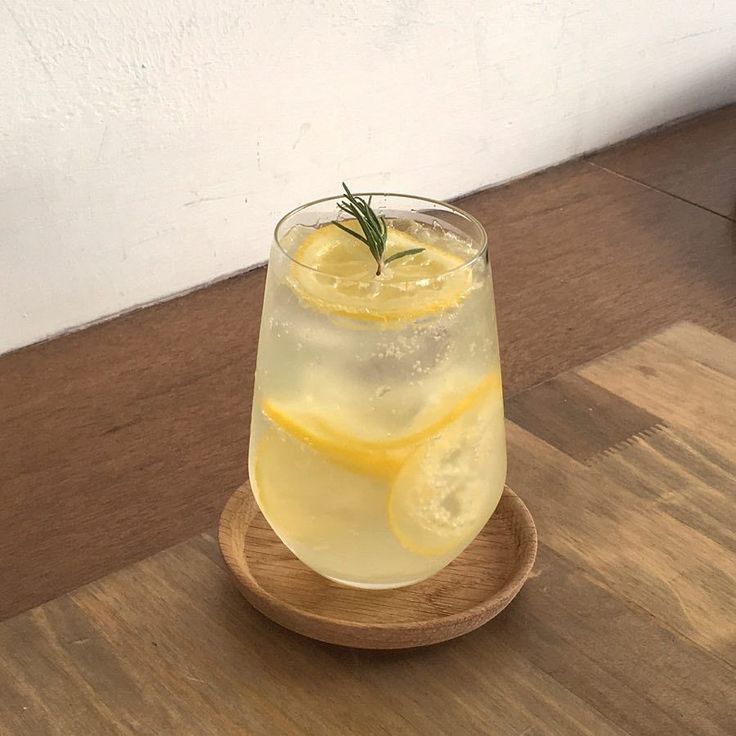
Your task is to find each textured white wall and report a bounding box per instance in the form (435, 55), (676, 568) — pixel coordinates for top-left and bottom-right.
(2, 0), (736, 354)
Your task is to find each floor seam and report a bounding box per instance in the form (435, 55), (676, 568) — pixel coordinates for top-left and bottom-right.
(586, 160), (736, 223)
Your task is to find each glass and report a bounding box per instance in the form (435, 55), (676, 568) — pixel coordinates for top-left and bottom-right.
(248, 193), (506, 589)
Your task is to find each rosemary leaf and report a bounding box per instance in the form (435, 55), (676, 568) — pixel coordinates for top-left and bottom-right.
(384, 248), (425, 265)
(333, 183), (424, 276)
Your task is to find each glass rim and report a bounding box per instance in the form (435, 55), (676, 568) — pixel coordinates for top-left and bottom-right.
(273, 192), (488, 284)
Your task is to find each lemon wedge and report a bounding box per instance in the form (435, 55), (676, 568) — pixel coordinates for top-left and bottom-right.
(287, 222), (472, 323)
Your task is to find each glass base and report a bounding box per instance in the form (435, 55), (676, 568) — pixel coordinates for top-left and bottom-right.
(324, 574), (429, 590)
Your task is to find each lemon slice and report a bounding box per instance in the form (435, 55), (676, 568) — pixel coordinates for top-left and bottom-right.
(261, 399), (406, 479)
(261, 372), (501, 479)
(287, 222), (472, 323)
(387, 388), (506, 557)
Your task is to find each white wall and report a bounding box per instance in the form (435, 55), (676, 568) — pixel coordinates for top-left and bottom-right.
(2, 0), (735, 355)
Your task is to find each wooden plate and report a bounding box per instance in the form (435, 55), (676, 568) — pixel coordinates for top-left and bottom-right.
(218, 484), (537, 649)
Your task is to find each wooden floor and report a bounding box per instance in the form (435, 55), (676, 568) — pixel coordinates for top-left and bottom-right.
(1, 105), (735, 620)
(2, 321), (734, 735)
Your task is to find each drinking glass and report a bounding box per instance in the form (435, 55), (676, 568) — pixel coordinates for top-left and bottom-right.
(248, 193), (506, 589)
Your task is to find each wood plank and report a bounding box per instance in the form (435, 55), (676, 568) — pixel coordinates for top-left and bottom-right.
(505, 323), (736, 666)
(3, 110), (736, 618)
(589, 104), (736, 220)
(507, 421), (736, 667)
(2, 323), (735, 734)
(461, 160), (736, 395)
(2, 536), (732, 735)
(497, 544), (736, 736)
(653, 320), (736, 379)
(0, 272), (264, 620)
(506, 373), (661, 463)
(578, 324), (736, 439)
(0, 536), (631, 736)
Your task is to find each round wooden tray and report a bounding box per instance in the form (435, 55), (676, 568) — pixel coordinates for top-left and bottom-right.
(218, 484), (537, 649)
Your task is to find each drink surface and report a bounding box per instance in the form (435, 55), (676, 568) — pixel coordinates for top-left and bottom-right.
(249, 216), (506, 588)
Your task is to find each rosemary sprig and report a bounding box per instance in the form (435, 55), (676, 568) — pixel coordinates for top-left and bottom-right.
(333, 183), (423, 276)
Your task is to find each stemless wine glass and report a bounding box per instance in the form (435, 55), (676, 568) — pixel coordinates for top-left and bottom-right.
(248, 193), (506, 589)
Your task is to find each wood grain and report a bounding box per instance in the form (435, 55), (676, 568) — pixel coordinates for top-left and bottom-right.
(1, 322), (734, 735)
(461, 158), (736, 395)
(0, 271), (264, 619)
(590, 103), (736, 220)
(507, 322), (736, 667)
(2, 108), (736, 619)
(218, 486), (537, 649)
(505, 372), (662, 463)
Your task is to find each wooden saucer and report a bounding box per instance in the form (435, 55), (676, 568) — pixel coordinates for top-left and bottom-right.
(218, 484), (537, 649)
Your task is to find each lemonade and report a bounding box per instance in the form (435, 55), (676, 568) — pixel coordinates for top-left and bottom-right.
(249, 192), (506, 588)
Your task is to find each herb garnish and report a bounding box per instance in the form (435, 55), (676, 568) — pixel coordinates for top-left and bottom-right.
(333, 183), (424, 276)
